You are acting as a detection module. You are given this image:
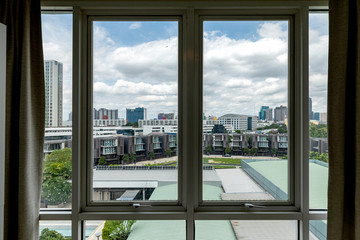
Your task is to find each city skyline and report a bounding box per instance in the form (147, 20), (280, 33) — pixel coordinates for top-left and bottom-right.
(42, 14), (328, 120)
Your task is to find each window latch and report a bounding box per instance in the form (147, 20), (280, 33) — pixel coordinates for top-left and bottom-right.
(132, 203), (152, 208)
(243, 203), (266, 209)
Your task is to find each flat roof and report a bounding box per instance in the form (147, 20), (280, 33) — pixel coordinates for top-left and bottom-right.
(246, 160), (328, 209)
(93, 169), (221, 189)
(128, 184), (237, 240)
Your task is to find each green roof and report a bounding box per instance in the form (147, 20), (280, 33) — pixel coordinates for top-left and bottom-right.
(246, 160), (328, 209)
(128, 183), (236, 240)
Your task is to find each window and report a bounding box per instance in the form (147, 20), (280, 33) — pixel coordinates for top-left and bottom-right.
(40, 3), (328, 240)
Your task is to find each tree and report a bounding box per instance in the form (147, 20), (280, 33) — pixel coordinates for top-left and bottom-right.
(149, 151), (155, 160)
(309, 123), (328, 138)
(122, 154), (129, 164)
(228, 135), (233, 143)
(166, 148), (171, 157)
(271, 148), (277, 156)
(130, 153), (136, 163)
(40, 228), (67, 240)
(243, 147), (250, 156)
(98, 156), (107, 165)
(247, 135), (252, 148)
(225, 147), (231, 155)
(250, 147), (257, 156)
(235, 130), (242, 134)
(206, 146), (212, 155)
(102, 220), (135, 240)
(109, 221), (135, 240)
(42, 148), (72, 205)
(309, 151), (320, 159)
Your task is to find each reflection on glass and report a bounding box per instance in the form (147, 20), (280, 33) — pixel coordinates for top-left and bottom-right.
(39, 221), (71, 239)
(41, 13), (73, 209)
(310, 220), (327, 240)
(202, 21), (289, 201)
(91, 21), (178, 201)
(309, 13), (329, 210)
(196, 220), (297, 240)
(85, 220), (185, 240)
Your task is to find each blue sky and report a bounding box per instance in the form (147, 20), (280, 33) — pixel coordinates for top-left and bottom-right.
(42, 13), (328, 120)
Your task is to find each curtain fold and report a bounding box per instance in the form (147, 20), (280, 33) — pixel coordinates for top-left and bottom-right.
(327, 0), (360, 239)
(0, 0), (45, 239)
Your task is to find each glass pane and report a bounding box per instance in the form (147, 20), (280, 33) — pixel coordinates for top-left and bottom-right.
(202, 20), (289, 201)
(309, 13), (329, 210)
(39, 221), (71, 239)
(91, 21), (178, 201)
(196, 220), (297, 240)
(310, 220), (327, 240)
(85, 220), (185, 240)
(41, 13), (72, 209)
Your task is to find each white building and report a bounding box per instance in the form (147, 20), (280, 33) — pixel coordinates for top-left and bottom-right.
(319, 112), (327, 124)
(44, 60), (63, 127)
(93, 119), (126, 127)
(218, 114), (257, 131)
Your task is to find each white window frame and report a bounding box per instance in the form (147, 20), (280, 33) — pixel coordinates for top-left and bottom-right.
(39, 1), (329, 240)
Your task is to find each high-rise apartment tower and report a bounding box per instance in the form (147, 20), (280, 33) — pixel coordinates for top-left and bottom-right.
(44, 60), (63, 127)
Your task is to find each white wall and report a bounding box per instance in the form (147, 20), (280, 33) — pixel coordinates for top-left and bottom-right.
(0, 22), (6, 240)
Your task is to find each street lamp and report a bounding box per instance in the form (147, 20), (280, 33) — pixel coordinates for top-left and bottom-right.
(95, 232), (101, 240)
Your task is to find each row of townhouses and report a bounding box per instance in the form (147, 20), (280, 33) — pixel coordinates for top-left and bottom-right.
(43, 129), (328, 164)
(203, 133), (289, 156)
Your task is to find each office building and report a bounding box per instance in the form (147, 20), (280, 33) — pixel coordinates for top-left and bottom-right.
(264, 108), (273, 121)
(44, 60), (63, 127)
(158, 113), (175, 120)
(320, 112), (327, 124)
(274, 105), (288, 122)
(259, 106), (269, 120)
(126, 107), (147, 124)
(218, 114), (257, 130)
(98, 108), (118, 120)
(314, 112), (320, 121)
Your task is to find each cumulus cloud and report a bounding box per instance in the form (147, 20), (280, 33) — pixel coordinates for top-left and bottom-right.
(129, 22), (142, 29)
(42, 14), (73, 120)
(42, 17), (329, 119)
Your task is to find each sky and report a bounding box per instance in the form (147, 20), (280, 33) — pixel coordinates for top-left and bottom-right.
(41, 13), (328, 121)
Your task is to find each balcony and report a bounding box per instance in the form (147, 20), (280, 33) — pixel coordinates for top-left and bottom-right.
(154, 143), (162, 149)
(101, 147), (116, 155)
(135, 145), (144, 151)
(278, 142), (288, 148)
(101, 139), (117, 147)
(258, 142), (268, 148)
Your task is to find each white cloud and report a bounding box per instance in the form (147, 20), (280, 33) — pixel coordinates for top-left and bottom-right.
(42, 17), (329, 119)
(129, 22), (142, 29)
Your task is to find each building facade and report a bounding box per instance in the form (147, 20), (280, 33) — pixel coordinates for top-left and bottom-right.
(126, 107), (147, 124)
(259, 106), (269, 120)
(44, 60), (63, 127)
(158, 113), (175, 120)
(274, 105), (288, 122)
(218, 114), (257, 131)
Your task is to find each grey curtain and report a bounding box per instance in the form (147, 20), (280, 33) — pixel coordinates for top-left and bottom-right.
(327, 0), (360, 239)
(0, 0), (45, 239)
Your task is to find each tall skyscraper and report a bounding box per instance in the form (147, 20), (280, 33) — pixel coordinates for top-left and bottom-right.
(259, 106), (269, 120)
(309, 98), (314, 120)
(274, 105), (288, 122)
(264, 108), (273, 121)
(126, 107), (147, 124)
(44, 60), (63, 127)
